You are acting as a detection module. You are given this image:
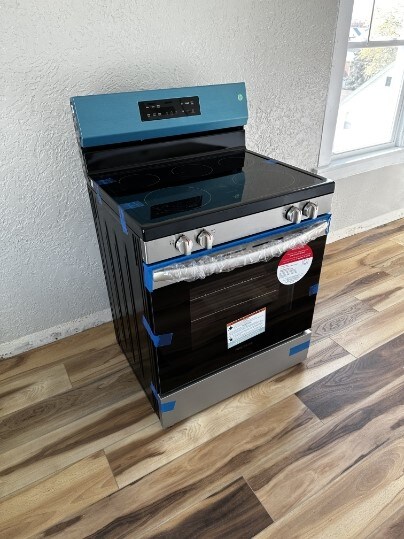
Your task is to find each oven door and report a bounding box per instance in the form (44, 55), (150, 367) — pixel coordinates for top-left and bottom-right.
(143, 215), (330, 395)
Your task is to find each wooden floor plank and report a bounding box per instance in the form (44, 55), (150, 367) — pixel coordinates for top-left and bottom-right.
(0, 364), (71, 419)
(63, 342), (127, 387)
(374, 252), (404, 277)
(0, 322), (116, 383)
(354, 274), (404, 311)
(332, 301), (404, 357)
(311, 294), (376, 344)
(323, 220), (404, 263)
(142, 477), (273, 539)
(105, 339), (355, 489)
(246, 375), (403, 520)
(254, 438), (404, 539)
(296, 333), (404, 421)
(0, 367), (138, 454)
(357, 487), (404, 538)
(0, 451), (118, 539)
(35, 396), (321, 538)
(316, 267), (390, 304)
(392, 230), (404, 246)
(321, 240), (404, 282)
(0, 392), (156, 499)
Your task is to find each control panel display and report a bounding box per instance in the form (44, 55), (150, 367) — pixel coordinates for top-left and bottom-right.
(139, 96), (201, 122)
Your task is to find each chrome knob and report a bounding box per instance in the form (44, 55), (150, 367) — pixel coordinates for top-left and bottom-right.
(303, 201), (319, 219)
(197, 229), (214, 250)
(175, 235), (193, 256)
(285, 206), (302, 224)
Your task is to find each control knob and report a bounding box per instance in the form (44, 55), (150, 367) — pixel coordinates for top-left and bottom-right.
(303, 201), (319, 219)
(175, 235), (193, 256)
(197, 229), (214, 250)
(285, 206), (302, 224)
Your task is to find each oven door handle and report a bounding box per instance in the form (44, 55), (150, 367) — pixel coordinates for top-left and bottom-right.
(151, 220), (328, 287)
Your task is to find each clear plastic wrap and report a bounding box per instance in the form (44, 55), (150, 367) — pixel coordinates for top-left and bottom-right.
(153, 220), (328, 285)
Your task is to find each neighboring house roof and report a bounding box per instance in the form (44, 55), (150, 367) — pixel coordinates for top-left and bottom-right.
(342, 63), (395, 104)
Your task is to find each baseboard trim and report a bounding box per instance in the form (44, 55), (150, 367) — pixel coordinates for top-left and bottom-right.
(327, 209), (404, 243)
(0, 308), (112, 359)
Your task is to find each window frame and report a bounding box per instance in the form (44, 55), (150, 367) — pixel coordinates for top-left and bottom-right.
(318, 0), (404, 178)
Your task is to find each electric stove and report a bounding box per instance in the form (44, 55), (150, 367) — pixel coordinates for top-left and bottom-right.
(71, 83), (334, 427)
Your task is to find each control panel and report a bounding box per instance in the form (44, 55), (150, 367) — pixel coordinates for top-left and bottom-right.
(141, 194), (333, 264)
(139, 96), (201, 122)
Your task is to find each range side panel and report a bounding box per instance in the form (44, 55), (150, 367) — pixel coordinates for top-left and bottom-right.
(87, 187), (159, 414)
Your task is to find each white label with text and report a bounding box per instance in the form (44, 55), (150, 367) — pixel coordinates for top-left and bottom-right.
(226, 307), (266, 349)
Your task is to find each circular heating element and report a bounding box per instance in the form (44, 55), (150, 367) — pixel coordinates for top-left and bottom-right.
(144, 185), (212, 208)
(118, 173), (160, 189)
(171, 163), (213, 179)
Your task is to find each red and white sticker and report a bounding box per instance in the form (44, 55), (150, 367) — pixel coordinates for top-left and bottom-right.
(277, 245), (313, 285)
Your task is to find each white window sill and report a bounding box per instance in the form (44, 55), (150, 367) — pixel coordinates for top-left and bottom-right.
(318, 147), (404, 180)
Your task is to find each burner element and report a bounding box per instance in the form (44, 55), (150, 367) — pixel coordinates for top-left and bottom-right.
(171, 163), (213, 179)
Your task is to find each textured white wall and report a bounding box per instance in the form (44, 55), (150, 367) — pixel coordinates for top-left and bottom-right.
(329, 164), (404, 238)
(0, 0), (338, 351)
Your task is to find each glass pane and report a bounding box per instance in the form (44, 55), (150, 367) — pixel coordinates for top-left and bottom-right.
(370, 0), (404, 41)
(333, 47), (404, 154)
(349, 0), (374, 42)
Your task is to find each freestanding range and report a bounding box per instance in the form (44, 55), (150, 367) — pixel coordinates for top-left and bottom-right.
(71, 83), (334, 427)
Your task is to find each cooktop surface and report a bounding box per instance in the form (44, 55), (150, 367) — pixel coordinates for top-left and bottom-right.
(90, 150), (333, 238)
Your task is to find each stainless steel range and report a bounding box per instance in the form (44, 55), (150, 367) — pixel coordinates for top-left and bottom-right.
(71, 82), (334, 427)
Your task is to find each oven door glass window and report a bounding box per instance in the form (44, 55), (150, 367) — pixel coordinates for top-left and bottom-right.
(146, 219), (328, 394)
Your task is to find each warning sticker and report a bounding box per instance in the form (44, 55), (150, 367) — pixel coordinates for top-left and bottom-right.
(277, 245), (313, 285)
(227, 308), (266, 349)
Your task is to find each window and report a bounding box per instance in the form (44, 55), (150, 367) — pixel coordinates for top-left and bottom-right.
(319, 0), (404, 174)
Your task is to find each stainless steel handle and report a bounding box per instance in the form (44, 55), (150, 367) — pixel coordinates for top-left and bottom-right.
(153, 221), (328, 286)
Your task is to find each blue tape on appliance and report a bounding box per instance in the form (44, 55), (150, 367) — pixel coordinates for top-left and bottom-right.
(118, 201), (145, 234)
(142, 315), (173, 347)
(265, 158), (277, 165)
(143, 263), (154, 293)
(309, 283), (319, 296)
(150, 383), (176, 413)
(289, 340), (310, 356)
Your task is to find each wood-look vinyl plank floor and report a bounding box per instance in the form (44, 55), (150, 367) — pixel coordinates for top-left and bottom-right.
(63, 342), (127, 387)
(311, 294), (376, 343)
(354, 274), (404, 311)
(0, 367), (138, 454)
(0, 323), (116, 383)
(332, 300), (404, 357)
(142, 478), (273, 539)
(0, 452), (117, 539)
(253, 438), (404, 539)
(0, 363), (71, 419)
(246, 373), (404, 519)
(35, 396), (320, 538)
(296, 333), (404, 420)
(0, 218), (403, 538)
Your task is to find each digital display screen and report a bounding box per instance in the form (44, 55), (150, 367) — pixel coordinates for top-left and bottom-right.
(139, 96), (201, 122)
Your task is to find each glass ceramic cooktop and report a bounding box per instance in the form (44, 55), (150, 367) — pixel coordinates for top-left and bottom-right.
(91, 150), (328, 228)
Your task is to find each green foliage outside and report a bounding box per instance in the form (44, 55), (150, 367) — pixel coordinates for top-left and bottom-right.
(344, 12), (401, 91)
